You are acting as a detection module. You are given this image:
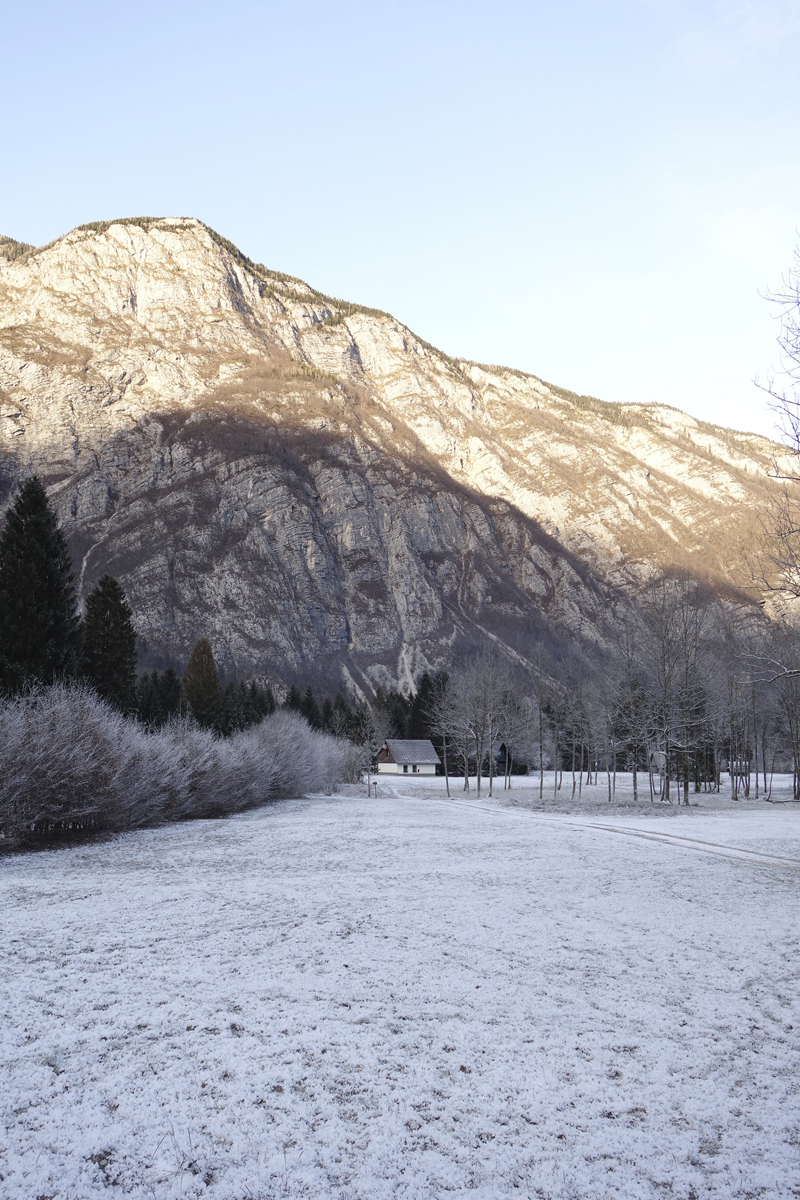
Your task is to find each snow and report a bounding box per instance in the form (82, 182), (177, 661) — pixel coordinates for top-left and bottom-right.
(2, 779), (799, 1198)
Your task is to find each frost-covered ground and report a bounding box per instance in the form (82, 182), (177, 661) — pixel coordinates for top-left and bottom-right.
(2, 779), (799, 1199)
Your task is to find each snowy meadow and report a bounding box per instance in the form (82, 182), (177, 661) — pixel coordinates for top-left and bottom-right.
(2, 782), (799, 1199)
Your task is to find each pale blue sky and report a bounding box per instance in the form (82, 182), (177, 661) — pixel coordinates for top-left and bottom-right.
(2, 1), (799, 435)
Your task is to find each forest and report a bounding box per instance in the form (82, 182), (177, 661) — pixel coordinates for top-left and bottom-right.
(3, 471), (800, 854)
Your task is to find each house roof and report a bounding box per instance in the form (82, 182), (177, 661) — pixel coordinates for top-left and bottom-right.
(384, 739), (441, 765)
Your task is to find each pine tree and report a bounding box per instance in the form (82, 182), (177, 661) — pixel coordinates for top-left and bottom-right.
(182, 638), (220, 728)
(217, 679), (256, 736)
(373, 685), (411, 737)
(408, 671), (435, 739)
(330, 693), (355, 739)
(284, 683), (303, 713)
(249, 680), (275, 721)
(136, 670), (160, 725)
(158, 667), (183, 724)
(300, 684), (321, 729)
(136, 667), (183, 727)
(81, 575), (137, 711)
(0, 476), (79, 692)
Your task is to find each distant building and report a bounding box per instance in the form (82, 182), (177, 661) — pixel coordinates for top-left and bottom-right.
(376, 739), (441, 776)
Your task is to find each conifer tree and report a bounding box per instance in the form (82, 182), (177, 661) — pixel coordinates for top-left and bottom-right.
(249, 680), (275, 720)
(136, 666), (183, 727)
(182, 638), (220, 728)
(330, 693), (356, 739)
(81, 574), (137, 711)
(408, 671), (435, 739)
(300, 684), (321, 729)
(136, 670), (160, 725)
(215, 679), (244, 736)
(158, 667), (183, 723)
(284, 683), (303, 713)
(0, 476), (79, 692)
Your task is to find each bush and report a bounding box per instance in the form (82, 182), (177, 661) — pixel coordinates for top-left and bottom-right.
(0, 684), (350, 851)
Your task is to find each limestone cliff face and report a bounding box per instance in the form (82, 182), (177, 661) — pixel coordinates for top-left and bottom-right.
(0, 218), (782, 692)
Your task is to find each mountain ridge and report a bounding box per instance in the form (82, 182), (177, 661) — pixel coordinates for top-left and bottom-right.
(4, 215), (774, 441)
(0, 216), (788, 692)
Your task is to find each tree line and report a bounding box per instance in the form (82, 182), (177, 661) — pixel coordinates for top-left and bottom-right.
(4, 476), (800, 808)
(0, 477), (372, 741)
(0, 479), (362, 850)
(412, 578), (800, 804)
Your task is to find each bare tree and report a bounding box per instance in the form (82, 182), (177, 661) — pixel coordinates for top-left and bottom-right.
(610, 617), (650, 802)
(529, 645), (551, 800)
(450, 664), (476, 793)
(756, 244), (800, 592)
(426, 672), (457, 797)
(642, 574), (709, 805)
(450, 651), (509, 797)
(498, 685), (524, 791)
(484, 656), (510, 798)
(755, 623), (800, 799)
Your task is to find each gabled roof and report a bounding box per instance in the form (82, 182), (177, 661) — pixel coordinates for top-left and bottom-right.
(384, 738), (441, 765)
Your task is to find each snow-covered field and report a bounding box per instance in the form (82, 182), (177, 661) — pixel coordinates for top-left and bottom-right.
(2, 780), (799, 1199)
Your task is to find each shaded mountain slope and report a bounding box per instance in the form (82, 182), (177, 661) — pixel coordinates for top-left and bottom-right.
(0, 217), (784, 690)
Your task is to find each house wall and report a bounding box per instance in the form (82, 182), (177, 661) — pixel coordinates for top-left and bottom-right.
(376, 763), (437, 775)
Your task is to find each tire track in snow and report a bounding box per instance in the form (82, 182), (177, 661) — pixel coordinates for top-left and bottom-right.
(382, 787), (800, 872)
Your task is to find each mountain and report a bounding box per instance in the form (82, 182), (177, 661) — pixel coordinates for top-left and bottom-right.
(0, 217), (784, 694)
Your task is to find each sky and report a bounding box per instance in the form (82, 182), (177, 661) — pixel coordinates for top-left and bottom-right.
(2, 0), (799, 437)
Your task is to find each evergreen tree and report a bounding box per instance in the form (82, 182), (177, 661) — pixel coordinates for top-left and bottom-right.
(407, 671), (435, 739)
(373, 685), (411, 738)
(320, 696), (334, 732)
(136, 670), (160, 725)
(0, 476), (79, 692)
(81, 575), (137, 711)
(249, 680), (276, 720)
(182, 638), (220, 728)
(158, 667), (183, 723)
(215, 679), (242, 736)
(137, 667), (183, 727)
(284, 683), (303, 713)
(300, 684), (321, 729)
(330, 693), (356, 739)
(213, 678), (277, 736)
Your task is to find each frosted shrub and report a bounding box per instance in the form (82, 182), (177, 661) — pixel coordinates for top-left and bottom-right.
(0, 685), (351, 850)
(336, 738), (371, 785)
(0, 684), (125, 841)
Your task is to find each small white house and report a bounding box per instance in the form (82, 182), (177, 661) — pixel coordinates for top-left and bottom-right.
(376, 739), (440, 776)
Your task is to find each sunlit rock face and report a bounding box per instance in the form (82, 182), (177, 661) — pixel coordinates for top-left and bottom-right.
(0, 218), (781, 692)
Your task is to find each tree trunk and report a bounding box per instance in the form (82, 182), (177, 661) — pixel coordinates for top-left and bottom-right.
(553, 738), (559, 801)
(571, 731), (576, 800)
(463, 733), (470, 792)
(664, 747), (671, 804)
(683, 750), (689, 807)
(443, 735), (450, 798)
(538, 706), (544, 800)
(752, 688), (759, 799)
(476, 729), (483, 796)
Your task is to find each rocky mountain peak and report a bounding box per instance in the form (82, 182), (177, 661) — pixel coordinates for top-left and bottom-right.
(0, 217), (787, 692)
